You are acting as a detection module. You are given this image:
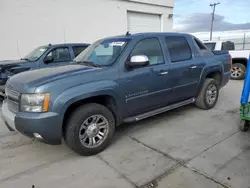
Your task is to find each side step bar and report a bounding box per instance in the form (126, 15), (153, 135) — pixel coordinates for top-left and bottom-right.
(124, 98), (195, 123)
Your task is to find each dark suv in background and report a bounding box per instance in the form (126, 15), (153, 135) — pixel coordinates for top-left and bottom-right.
(0, 43), (89, 95)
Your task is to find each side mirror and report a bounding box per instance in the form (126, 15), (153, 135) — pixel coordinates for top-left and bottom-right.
(127, 55), (149, 69)
(44, 56), (54, 64)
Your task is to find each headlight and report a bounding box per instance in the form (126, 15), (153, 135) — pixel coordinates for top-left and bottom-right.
(20, 93), (50, 112)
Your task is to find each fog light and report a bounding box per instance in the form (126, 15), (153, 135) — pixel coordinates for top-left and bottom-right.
(33, 133), (43, 140)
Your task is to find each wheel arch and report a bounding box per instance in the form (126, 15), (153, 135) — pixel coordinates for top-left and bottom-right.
(51, 80), (122, 137)
(61, 94), (121, 137)
(232, 58), (248, 67)
(197, 68), (222, 96)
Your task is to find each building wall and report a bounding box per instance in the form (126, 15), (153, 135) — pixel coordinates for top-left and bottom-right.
(128, 0), (174, 7)
(0, 0), (173, 60)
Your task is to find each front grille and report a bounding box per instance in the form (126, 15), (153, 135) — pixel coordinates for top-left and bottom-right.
(5, 87), (20, 113)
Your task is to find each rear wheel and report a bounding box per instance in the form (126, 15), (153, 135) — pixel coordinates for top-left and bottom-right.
(231, 63), (246, 80)
(239, 120), (250, 132)
(65, 103), (115, 156)
(196, 78), (219, 110)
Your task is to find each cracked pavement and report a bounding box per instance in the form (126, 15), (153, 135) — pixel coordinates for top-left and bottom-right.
(0, 80), (250, 188)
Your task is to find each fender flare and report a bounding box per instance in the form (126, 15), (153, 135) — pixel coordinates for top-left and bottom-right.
(197, 66), (222, 96)
(52, 80), (122, 128)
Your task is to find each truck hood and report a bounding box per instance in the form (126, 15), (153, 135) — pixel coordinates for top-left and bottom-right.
(0, 59), (28, 66)
(7, 64), (98, 93)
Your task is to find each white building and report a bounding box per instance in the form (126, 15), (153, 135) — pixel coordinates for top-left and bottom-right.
(0, 0), (174, 60)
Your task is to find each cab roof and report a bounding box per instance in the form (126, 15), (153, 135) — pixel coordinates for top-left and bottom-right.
(103, 32), (193, 40)
(43, 43), (90, 48)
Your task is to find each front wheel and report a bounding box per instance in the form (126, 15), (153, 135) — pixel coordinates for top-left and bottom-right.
(196, 78), (219, 110)
(65, 103), (115, 156)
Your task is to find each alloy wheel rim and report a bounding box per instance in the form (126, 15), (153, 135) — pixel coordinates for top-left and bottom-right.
(231, 66), (244, 78)
(79, 115), (109, 148)
(206, 84), (217, 105)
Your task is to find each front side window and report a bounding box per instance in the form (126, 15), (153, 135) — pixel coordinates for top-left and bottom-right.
(74, 39), (130, 67)
(23, 46), (48, 61)
(204, 42), (216, 50)
(45, 47), (71, 63)
(166, 36), (192, 62)
(130, 38), (164, 66)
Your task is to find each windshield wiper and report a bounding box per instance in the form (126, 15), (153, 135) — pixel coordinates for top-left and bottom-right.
(21, 58), (31, 62)
(74, 60), (101, 68)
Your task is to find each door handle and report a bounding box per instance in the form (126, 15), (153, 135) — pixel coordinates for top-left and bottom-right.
(189, 66), (197, 69)
(159, 71), (168, 75)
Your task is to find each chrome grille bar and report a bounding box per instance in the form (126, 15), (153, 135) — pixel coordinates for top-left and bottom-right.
(5, 87), (20, 113)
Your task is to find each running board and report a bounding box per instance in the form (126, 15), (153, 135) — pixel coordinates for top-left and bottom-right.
(124, 98), (196, 123)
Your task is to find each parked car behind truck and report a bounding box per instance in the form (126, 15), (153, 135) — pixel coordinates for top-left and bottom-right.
(203, 40), (250, 80)
(1, 33), (231, 156)
(0, 43), (89, 95)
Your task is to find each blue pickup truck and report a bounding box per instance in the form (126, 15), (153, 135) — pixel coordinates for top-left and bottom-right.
(1, 33), (231, 156)
(0, 43), (89, 95)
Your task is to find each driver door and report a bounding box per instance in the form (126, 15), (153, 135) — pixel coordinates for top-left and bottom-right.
(120, 38), (172, 117)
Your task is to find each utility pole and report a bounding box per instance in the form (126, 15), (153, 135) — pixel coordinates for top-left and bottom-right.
(210, 2), (220, 40)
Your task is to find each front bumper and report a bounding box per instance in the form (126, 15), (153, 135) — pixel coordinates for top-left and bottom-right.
(1, 100), (62, 145)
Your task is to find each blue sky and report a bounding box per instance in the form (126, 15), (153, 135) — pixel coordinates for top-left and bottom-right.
(174, 0), (250, 32)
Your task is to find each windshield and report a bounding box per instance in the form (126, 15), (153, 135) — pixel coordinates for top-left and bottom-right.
(23, 46), (48, 61)
(74, 38), (130, 66)
(204, 42), (216, 50)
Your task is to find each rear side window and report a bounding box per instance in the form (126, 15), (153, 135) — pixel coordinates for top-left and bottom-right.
(194, 38), (207, 50)
(72, 46), (88, 57)
(166, 37), (192, 63)
(222, 42), (235, 51)
(204, 43), (216, 50)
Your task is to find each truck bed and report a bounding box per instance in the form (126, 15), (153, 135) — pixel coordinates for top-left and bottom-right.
(212, 50), (229, 55)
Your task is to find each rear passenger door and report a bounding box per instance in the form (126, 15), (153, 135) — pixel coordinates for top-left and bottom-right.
(166, 36), (200, 101)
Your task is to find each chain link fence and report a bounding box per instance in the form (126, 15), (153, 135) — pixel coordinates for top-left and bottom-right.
(193, 30), (250, 50)
(217, 33), (250, 50)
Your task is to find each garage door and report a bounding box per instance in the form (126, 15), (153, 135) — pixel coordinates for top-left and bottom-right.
(127, 11), (161, 34)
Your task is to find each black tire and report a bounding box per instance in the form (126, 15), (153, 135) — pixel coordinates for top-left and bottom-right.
(195, 78), (219, 110)
(239, 120), (250, 132)
(0, 96), (4, 102)
(64, 103), (115, 156)
(231, 63), (246, 80)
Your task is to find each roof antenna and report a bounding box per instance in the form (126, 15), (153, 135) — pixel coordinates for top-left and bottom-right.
(126, 31), (131, 36)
